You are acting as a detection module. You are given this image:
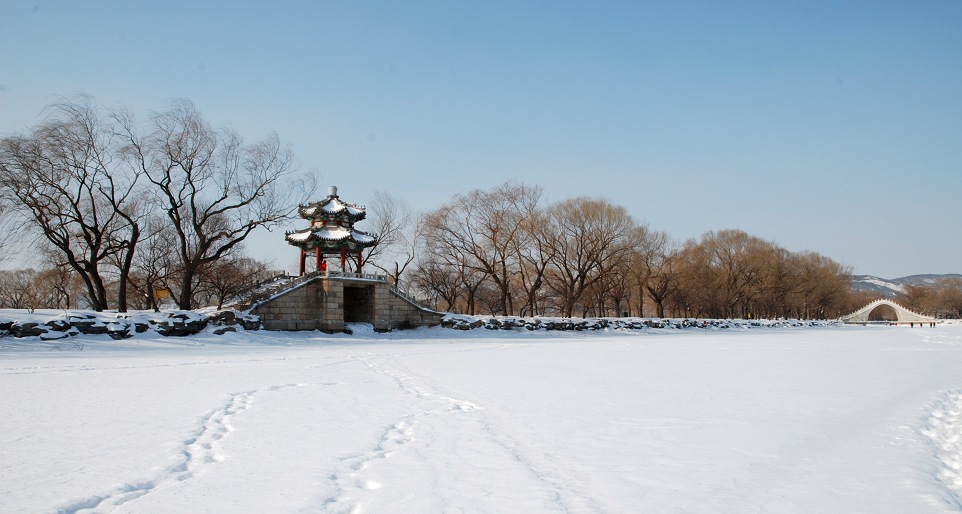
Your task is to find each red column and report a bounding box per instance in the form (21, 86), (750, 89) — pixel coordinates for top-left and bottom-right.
(315, 249), (323, 273)
(340, 247), (346, 269)
(299, 249), (306, 276)
(358, 250), (363, 273)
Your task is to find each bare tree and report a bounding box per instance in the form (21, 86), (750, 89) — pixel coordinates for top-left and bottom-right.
(365, 190), (420, 285)
(421, 182), (542, 315)
(125, 215), (178, 311)
(670, 238), (719, 318)
(0, 194), (24, 265)
(196, 253), (270, 309)
(936, 278), (962, 318)
(123, 99), (310, 309)
(412, 222), (490, 316)
(901, 284), (936, 315)
(581, 225), (648, 318)
(750, 246), (795, 319)
(542, 197), (637, 317)
(0, 96), (144, 311)
(409, 255), (463, 312)
(792, 251), (851, 319)
(512, 207), (557, 317)
(699, 230), (758, 318)
(0, 269), (39, 309)
(641, 234), (679, 318)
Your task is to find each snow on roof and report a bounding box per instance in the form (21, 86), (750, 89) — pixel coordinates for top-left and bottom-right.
(313, 226), (352, 241)
(352, 230), (376, 244)
(285, 229), (312, 242)
(324, 197), (366, 216)
(299, 195), (367, 220)
(321, 197), (348, 214)
(286, 226), (377, 246)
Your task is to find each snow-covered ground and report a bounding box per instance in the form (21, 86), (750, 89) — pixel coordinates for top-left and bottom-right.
(3, 321), (962, 513)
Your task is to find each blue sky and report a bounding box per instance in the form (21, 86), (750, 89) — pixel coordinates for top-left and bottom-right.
(2, 1), (960, 277)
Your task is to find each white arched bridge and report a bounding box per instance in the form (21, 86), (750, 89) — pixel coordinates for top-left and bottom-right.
(839, 298), (937, 324)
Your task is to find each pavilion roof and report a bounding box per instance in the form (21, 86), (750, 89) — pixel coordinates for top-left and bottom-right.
(285, 225), (377, 250)
(298, 194), (366, 221)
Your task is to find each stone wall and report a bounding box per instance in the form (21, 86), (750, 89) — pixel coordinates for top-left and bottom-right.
(380, 288), (445, 330)
(251, 275), (443, 332)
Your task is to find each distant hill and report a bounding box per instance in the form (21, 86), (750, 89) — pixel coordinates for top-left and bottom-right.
(851, 274), (962, 297)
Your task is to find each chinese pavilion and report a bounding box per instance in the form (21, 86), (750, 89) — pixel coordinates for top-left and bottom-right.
(285, 186), (378, 275)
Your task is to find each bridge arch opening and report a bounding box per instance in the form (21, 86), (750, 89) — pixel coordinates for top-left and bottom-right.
(867, 304), (898, 321)
(343, 284), (375, 324)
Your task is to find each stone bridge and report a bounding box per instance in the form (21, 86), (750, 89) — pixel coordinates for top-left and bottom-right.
(244, 270), (444, 332)
(839, 298), (936, 324)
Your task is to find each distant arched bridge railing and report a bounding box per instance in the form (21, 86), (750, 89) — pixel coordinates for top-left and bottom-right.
(838, 298), (936, 324)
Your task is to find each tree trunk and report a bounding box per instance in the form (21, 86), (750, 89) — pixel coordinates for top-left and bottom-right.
(178, 266), (198, 310)
(116, 227), (140, 313)
(74, 263), (109, 312)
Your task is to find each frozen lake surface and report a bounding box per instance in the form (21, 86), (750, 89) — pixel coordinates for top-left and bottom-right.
(3, 322), (962, 513)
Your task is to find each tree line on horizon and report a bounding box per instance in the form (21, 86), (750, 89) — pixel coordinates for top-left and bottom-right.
(2, 96), (959, 319)
(395, 182), (854, 319)
(392, 183), (962, 320)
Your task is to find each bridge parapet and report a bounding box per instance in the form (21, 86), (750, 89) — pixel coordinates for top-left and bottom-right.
(323, 270), (388, 282)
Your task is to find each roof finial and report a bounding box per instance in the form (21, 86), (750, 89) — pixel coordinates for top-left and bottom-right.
(328, 185), (338, 197)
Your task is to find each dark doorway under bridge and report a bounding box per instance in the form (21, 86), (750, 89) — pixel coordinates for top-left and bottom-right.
(343, 285), (375, 324)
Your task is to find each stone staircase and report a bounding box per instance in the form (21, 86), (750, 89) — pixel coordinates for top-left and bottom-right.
(229, 272), (320, 311)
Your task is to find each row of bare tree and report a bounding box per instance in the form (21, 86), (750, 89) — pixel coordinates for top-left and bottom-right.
(370, 182), (856, 319)
(0, 257), (272, 311)
(0, 96), (311, 311)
